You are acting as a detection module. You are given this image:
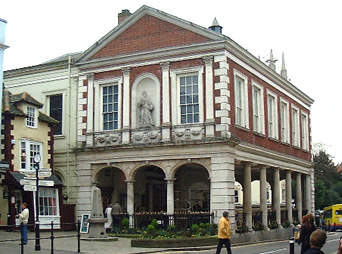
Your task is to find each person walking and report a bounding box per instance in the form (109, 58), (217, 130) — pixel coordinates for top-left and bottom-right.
(303, 229), (327, 254)
(216, 211), (232, 254)
(111, 202), (122, 231)
(17, 202), (29, 245)
(299, 214), (317, 254)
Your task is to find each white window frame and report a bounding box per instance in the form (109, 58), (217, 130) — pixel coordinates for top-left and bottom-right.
(170, 66), (204, 125)
(291, 105), (300, 147)
(301, 111), (309, 151)
(233, 70), (249, 129)
(33, 188), (60, 219)
(267, 90), (278, 139)
(19, 139), (43, 172)
(94, 77), (122, 132)
(44, 89), (67, 137)
(26, 106), (37, 128)
(280, 98), (290, 144)
(252, 81), (265, 134)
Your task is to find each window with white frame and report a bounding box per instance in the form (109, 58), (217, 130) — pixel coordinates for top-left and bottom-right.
(26, 106), (36, 127)
(267, 91), (278, 139)
(102, 84), (119, 130)
(234, 71), (249, 128)
(301, 112), (309, 150)
(252, 82), (264, 134)
(280, 99), (290, 143)
(179, 74), (199, 124)
(292, 106), (300, 147)
(39, 188), (59, 216)
(20, 140), (42, 171)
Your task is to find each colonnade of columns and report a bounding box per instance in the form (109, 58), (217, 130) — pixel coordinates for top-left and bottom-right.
(242, 163), (312, 231)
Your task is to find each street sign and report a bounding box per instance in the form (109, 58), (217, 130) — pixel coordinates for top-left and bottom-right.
(39, 180), (54, 187)
(38, 169), (51, 178)
(23, 185), (37, 192)
(20, 179), (54, 187)
(20, 179), (36, 186)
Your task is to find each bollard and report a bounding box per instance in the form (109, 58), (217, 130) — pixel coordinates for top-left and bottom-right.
(77, 220), (81, 253)
(289, 237), (295, 254)
(20, 242), (24, 254)
(50, 221), (54, 254)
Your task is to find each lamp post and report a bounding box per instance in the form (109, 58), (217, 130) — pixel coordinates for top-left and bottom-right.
(33, 154), (41, 251)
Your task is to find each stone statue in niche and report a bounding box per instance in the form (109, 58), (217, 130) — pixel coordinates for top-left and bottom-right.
(137, 91), (154, 128)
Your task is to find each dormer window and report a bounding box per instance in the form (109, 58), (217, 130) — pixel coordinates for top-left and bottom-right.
(26, 106), (37, 128)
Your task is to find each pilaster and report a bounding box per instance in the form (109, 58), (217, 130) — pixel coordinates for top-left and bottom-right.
(86, 74), (94, 147)
(213, 55), (230, 137)
(243, 162), (253, 231)
(273, 168), (281, 227)
(126, 180), (135, 228)
(165, 178), (175, 215)
(122, 68), (131, 144)
(260, 166), (269, 229)
(161, 62), (171, 142)
(203, 56), (215, 137)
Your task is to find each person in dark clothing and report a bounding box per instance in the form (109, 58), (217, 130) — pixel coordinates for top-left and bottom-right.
(303, 229), (327, 254)
(299, 214), (316, 254)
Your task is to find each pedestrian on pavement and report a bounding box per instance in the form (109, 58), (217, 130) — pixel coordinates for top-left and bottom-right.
(111, 202), (122, 231)
(17, 202), (29, 245)
(337, 236), (342, 254)
(303, 229), (327, 254)
(299, 214), (317, 254)
(216, 211), (232, 254)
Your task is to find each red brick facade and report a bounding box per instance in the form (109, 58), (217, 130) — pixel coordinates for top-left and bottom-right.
(91, 15), (212, 60)
(228, 58), (311, 161)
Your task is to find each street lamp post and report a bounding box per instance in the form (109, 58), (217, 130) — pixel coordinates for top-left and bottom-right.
(33, 154), (41, 251)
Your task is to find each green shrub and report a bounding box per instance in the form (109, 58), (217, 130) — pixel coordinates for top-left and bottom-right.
(150, 219), (158, 228)
(268, 220), (279, 229)
(146, 224), (156, 238)
(121, 218), (129, 229)
(167, 225), (176, 234)
(191, 224), (199, 235)
(281, 221), (291, 228)
(253, 222), (264, 231)
(236, 224), (249, 233)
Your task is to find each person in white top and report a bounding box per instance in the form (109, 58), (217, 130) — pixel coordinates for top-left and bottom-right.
(17, 202), (29, 244)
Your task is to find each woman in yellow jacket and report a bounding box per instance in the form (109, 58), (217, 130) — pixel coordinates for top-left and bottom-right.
(216, 211), (232, 254)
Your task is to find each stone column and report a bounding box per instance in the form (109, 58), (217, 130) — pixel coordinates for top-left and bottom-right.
(126, 180), (134, 228)
(166, 178), (174, 215)
(286, 171), (293, 225)
(260, 166), (268, 229)
(243, 163), (253, 231)
(305, 174), (312, 214)
(122, 68), (131, 144)
(273, 168), (281, 227)
(160, 62), (171, 142)
(296, 173), (302, 223)
(203, 56), (215, 137)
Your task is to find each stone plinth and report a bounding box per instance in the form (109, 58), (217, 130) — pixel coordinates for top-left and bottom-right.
(88, 217), (107, 238)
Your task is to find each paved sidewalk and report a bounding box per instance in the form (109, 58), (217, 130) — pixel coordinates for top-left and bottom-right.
(0, 230), (167, 254)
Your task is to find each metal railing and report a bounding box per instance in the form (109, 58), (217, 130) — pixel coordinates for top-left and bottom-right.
(0, 221), (81, 254)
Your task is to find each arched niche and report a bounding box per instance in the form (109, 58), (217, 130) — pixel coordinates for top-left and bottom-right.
(131, 73), (161, 129)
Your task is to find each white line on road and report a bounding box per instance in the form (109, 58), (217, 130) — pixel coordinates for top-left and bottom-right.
(259, 248), (287, 254)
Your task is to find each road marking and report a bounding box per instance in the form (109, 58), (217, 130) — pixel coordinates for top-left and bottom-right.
(259, 248), (287, 254)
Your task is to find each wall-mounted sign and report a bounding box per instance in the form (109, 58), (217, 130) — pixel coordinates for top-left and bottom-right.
(80, 214), (90, 234)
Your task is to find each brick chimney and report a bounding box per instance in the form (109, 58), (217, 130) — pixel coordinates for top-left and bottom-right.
(118, 9), (132, 25)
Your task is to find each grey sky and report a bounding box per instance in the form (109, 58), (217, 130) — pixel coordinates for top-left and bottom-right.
(1, 0), (341, 163)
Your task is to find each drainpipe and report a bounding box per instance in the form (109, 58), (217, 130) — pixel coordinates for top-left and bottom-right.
(66, 56), (72, 200)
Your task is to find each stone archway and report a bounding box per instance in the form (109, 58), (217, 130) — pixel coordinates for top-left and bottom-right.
(95, 166), (126, 211)
(133, 165), (166, 212)
(174, 163), (210, 212)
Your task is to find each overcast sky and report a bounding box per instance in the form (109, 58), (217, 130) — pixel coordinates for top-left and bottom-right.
(1, 0), (341, 163)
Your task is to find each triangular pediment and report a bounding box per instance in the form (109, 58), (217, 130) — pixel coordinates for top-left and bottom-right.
(77, 5), (224, 63)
